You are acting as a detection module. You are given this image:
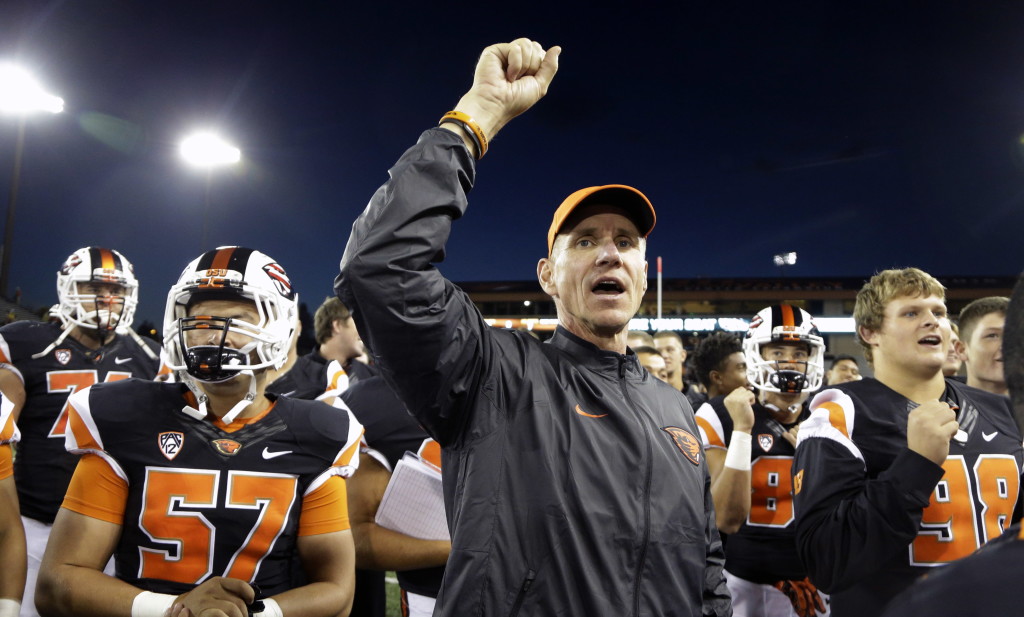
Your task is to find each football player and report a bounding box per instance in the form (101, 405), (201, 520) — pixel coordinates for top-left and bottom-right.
(877, 274), (1024, 616)
(0, 396), (26, 617)
(267, 297), (376, 400)
(35, 247), (363, 617)
(696, 305), (829, 617)
(792, 268), (1023, 617)
(0, 247), (162, 617)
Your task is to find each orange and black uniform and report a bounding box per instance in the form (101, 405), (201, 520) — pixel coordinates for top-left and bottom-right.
(0, 320), (161, 523)
(793, 378), (1023, 616)
(0, 397), (19, 480)
(61, 379), (362, 596)
(696, 396), (807, 582)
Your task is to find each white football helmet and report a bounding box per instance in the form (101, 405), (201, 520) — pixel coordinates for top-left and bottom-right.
(163, 246), (298, 384)
(55, 247), (138, 334)
(743, 305), (825, 394)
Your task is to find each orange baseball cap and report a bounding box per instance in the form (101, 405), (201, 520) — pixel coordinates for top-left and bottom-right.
(547, 184), (656, 254)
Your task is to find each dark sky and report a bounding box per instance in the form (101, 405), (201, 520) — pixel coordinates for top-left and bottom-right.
(1, 1), (1023, 326)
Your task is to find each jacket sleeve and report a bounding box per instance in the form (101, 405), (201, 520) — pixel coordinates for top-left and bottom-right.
(791, 389), (944, 593)
(702, 464), (733, 616)
(335, 128), (490, 446)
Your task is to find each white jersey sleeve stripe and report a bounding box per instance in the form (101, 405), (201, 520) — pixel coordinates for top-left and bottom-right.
(797, 388), (865, 464)
(695, 402), (726, 450)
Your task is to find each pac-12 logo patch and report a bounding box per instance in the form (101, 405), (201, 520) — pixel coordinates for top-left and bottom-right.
(758, 434), (774, 452)
(55, 349), (72, 366)
(663, 427), (701, 466)
(213, 439), (242, 455)
(158, 432), (184, 460)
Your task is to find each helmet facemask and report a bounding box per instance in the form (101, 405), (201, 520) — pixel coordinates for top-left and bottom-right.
(163, 247), (298, 423)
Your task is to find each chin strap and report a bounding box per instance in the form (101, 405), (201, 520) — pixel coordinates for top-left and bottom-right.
(31, 326), (74, 359)
(180, 370), (257, 424)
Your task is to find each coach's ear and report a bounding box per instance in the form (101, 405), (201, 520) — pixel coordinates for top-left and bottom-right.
(537, 258), (558, 298)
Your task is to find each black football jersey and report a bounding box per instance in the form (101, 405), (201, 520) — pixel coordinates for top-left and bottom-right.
(792, 377), (1023, 617)
(65, 379), (362, 596)
(267, 350), (378, 400)
(0, 320), (161, 522)
(696, 395), (806, 583)
(341, 376), (444, 598)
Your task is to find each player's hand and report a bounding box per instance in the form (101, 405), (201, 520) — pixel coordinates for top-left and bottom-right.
(169, 577), (255, 617)
(723, 386), (756, 433)
(774, 577), (826, 617)
(906, 400), (958, 465)
(451, 39), (561, 144)
(782, 424), (800, 448)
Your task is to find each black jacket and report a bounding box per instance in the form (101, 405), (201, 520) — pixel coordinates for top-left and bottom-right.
(337, 128), (730, 617)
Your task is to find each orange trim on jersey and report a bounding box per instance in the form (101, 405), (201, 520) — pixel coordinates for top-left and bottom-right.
(213, 401), (278, 434)
(0, 411), (15, 441)
(695, 416), (726, 449)
(418, 439), (442, 469)
(210, 247), (235, 271)
(62, 454), (128, 525)
(818, 401), (850, 439)
(299, 475), (349, 536)
(67, 402), (102, 451)
(781, 304), (795, 327)
(0, 444), (12, 480)
(334, 429), (363, 468)
(327, 367), (347, 391)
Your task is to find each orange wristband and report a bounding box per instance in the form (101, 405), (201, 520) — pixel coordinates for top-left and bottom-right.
(439, 110), (488, 159)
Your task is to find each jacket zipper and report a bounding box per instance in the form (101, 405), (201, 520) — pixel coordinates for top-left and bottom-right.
(620, 355), (652, 617)
(507, 569), (536, 617)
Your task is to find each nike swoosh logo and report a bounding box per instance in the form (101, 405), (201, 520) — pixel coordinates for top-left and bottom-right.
(262, 447), (292, 459)
(114, 357), (132, 364)
(983, 431), (998, 442)
(575, 404), (608, 419)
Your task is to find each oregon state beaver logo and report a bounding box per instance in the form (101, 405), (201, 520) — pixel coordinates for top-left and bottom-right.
(213, 439), (242, 455)
(663, 427), (701, 466)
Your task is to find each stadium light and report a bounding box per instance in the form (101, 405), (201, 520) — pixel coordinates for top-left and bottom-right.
(0, 64), (64, 298)
(773, 251), (797, 267)
(179, 131), (241, 251)
(0, 64), (64, 115)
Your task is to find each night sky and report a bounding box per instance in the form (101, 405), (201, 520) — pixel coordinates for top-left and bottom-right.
(1, 1), (1023, 326)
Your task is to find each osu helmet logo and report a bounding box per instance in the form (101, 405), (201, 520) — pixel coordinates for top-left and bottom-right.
(262, 263), (295, 300)
(663, 427), (701, 466)
(213, 439), (242, 455)
(60, 253), (83, 275)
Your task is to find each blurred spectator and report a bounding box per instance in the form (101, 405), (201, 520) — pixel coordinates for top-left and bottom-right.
(959, 296), (1009, 396)
(692, 332), (748, 399)
(635, 345), (669, 382)
(824, 354), (861, 385)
